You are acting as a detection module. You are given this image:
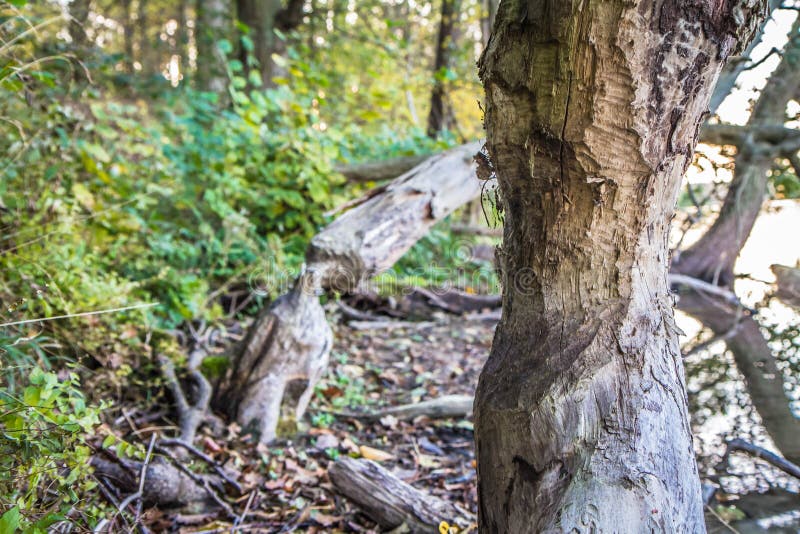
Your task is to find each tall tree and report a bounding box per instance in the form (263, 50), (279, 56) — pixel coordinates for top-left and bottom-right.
(426, 0), (461, 137)
(480, 0), (497, 48)
(235, 0), (304, 87)
(474, 1), (765, 531)
(196, 0), (232, 94)
(673, 18), (800, 287)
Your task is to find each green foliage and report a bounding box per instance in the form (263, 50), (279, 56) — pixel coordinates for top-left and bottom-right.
(0, 367), (106, 531)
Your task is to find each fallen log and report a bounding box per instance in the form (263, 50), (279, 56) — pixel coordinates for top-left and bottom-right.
(335, 153), (431, 183)
(216, 142), (482, 443)
(328, 457), (474, 533)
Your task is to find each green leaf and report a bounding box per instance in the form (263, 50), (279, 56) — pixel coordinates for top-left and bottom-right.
(0, 506), (21, 534)
(217, 39), (233, 55)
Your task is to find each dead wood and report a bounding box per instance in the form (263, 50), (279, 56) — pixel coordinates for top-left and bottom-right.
(725, 438), (800, 480)
(219, 143), (482, 443)
(328, 457), (473, 533)
(364, 394), (473, 421)
(91, 455), (223, 513)
(335, 154), (431, 183)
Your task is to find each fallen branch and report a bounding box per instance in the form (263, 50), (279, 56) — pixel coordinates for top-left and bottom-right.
(725, 438), (800, 480)
(367, 395), (474, 421)
(335, 153), (431, 183)
(328, 457), (474, 533)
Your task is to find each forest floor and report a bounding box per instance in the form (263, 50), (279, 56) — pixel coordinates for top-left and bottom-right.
(110, 299), (799, 533)
(128, 306), (495, 533)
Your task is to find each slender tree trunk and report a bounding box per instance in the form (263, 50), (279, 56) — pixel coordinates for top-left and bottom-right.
(475, 1), (764, 531)
(673, 17), (800, 287)
(137, 0), (150, 73)
(196, 0), (232, 94)
(68, 0), (91, 47)
(426, 0), (461, 138)
(235, 0), (304, 87)
(122, 0), (135, 73)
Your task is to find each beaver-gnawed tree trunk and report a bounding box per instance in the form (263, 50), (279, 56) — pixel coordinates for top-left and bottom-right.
(474, 1), (765, 531)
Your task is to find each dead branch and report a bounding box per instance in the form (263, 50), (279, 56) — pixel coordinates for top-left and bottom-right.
(335, 154), (431, 183)
(328, 457), (474, 533)
(725, 438), (800, 480)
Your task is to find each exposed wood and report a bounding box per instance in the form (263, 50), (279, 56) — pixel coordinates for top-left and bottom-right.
(474, 0), (765, 531)
(219, 143), (482, 443)
(772, 264), (800, 310)
(335, 154), (431, 183)
(308, 142), (482, 293)
(328, 457), (473, 533)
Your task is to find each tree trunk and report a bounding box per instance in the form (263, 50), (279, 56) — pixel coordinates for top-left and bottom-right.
(68, 0), (91, 48)
(196, 0), (232, 94)
(426, 0), (461, 138)
(122, 0), (135, 73)
(474, 1), (764, 531)
(672, 15), (800, 287)
(235, 0), (304, 87)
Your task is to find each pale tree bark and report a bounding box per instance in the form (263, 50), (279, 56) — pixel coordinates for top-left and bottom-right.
(196, 0), (233, 94)
(673, 16), (800, 287)
(426, 0), (462, 138)
(474, 1), (765, 531)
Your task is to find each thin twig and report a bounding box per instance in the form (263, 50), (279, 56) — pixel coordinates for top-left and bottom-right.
(0, 302), (158, 328)
(134, 434), (157, 526)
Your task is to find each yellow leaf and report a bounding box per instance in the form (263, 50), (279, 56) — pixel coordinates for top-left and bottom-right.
(439, 521), (450, 534)
(359, 445), (394, 462)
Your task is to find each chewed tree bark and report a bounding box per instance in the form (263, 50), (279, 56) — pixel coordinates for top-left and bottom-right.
(474, 1), (765, 531)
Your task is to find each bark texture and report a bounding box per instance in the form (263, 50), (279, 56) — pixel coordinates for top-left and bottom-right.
(475, 1), (765, 531)
(218, 143), (481, 443)
(673, 15), (800, 286)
